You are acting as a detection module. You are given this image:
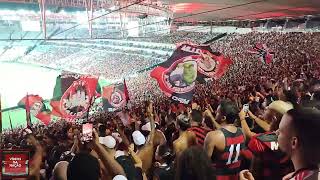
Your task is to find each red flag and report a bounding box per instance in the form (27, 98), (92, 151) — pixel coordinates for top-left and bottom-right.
(19, 95), (51, 126)
(51, 74), (98, 120)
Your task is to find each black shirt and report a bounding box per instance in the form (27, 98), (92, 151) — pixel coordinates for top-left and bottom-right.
(154, 163), (175, 180)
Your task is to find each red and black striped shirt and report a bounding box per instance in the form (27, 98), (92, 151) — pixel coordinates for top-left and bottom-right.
(248, 132), (293, 180)
(211, 127), (251, 180)
(187, 126), (209, 146)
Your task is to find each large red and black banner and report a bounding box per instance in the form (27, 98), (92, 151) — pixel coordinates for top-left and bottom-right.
(151, 42), (232, 104)
(51, 73), (98, 120)
(102, 80), (129, 112)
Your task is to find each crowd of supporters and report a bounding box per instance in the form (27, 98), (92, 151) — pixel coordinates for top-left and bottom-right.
(2, 31), (320, 83)
(18, 45), (164, 80)
(1, 31), (320, 180)
(2, 74), (320, 180)
(131, 31), (218, 44)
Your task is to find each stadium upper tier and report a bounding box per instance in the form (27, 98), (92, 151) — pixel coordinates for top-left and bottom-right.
(2, 29), (320, 84)
(0, 31), (225, 78)
(0, 36), (179, 78)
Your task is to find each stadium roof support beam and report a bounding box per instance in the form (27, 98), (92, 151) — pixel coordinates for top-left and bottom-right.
(119, 12), (124, 38)
(38, 0), (47, 39)
(84, 0), (93, 38)
(119, 2), (127, 38)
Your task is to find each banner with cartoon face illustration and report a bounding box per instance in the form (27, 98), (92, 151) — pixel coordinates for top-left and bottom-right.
(151, 42), (232, 104)
(101, 81), (129, 112)
(151, 43), (199, 104)
(50, 73), (98, 121)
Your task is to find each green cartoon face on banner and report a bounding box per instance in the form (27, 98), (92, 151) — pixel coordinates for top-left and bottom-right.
(165, 55), (198, 94)
(168, 59), (197, 88)
(182, 62), (197, 85)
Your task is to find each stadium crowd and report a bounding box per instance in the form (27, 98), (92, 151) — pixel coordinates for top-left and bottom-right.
(19, 45), (164, 80)
(1, 31), (320, 180)
(131, 31), (219, 44)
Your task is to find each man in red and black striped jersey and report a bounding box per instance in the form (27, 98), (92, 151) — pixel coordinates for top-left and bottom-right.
(204, 100), (252, 180)
(187, 109), (209, 146)
(240, 107), (320, 180)
(247, 132), (293, 180)
(240, 100), (294, 180)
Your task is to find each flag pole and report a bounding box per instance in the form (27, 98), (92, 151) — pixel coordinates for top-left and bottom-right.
(86, 96), (96, 122)
(25, 93), (32, 128)
(0, 94), (2, 145)
(8, 113), (13, 133)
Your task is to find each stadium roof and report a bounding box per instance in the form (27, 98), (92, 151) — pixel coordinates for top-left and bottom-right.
(170, 0), (320, 22)
(0, 0), (319, 22)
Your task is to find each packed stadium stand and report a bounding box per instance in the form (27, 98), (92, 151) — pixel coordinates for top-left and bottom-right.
(1, 0), (320, 180)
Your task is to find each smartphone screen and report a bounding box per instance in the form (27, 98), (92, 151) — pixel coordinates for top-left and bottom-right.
(82, 123), (93, 142)
(243, 104), (249, 112)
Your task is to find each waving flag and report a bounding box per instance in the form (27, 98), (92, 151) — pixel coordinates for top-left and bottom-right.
(248, 43), (275, 64)
(101, 80), (129, 112)
(151, 43), (197, 104)
(151, 42), (232, 104)
(51, 73), (98, 120)
(18, 95), (51, 126)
